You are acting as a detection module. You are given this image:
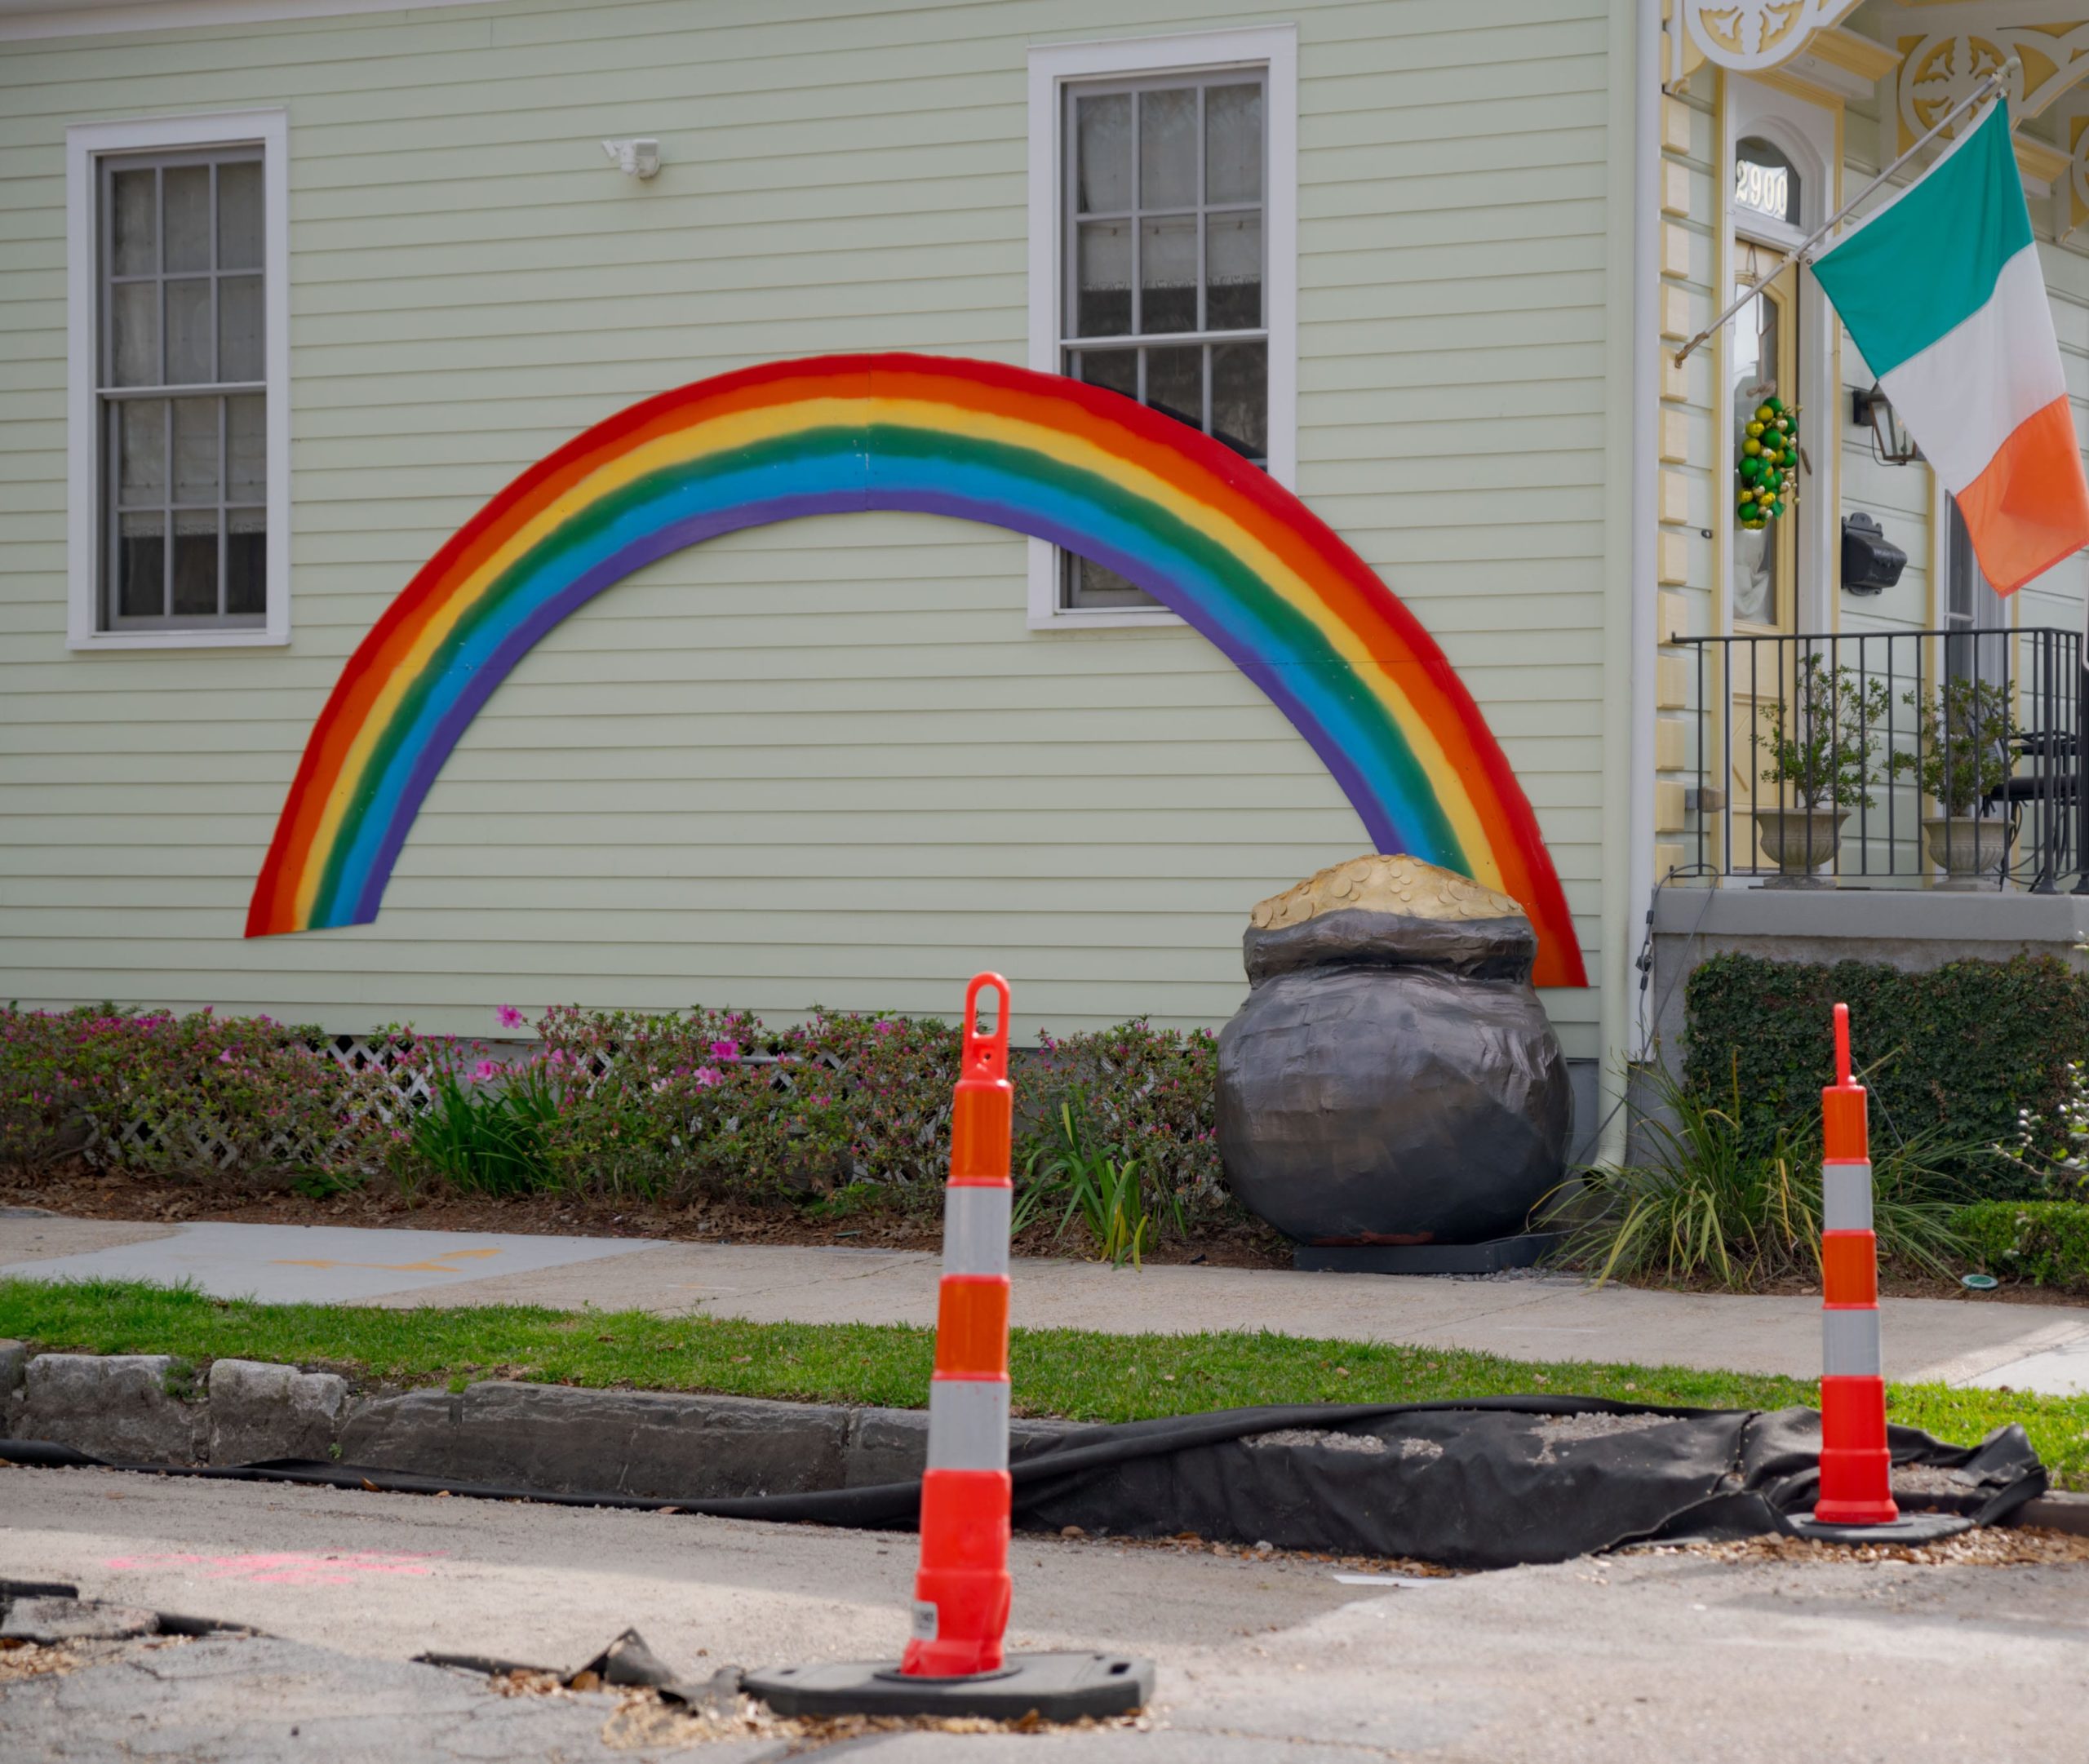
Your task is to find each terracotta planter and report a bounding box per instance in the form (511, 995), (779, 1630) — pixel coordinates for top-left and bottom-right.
(1215, 856), (1569, 1249)
(1921, 814), (2008, 889)
(1750, 807), (1848, 885)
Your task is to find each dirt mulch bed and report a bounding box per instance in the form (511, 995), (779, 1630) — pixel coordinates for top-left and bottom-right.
(0, 1165), (1295, 1270)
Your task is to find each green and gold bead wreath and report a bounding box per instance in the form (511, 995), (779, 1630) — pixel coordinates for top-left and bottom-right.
(1736, 397), (1798, 530)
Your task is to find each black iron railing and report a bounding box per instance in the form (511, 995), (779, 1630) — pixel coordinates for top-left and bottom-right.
(1673, 627), (2088, 893)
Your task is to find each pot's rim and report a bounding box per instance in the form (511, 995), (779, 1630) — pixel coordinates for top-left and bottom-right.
(1746, 804), (1852, 823)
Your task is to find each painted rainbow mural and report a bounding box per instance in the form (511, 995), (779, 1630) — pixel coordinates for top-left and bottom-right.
(248, 353), (1587, 987)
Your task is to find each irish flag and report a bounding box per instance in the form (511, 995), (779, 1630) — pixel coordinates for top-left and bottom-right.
(1812, 100), (2089, 594)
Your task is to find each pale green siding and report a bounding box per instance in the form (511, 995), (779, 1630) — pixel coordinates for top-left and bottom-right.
(0, 0), (1619, 1050)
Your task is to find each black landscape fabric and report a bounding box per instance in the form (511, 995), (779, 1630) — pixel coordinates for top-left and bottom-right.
(1, 1396), (2047, 1569)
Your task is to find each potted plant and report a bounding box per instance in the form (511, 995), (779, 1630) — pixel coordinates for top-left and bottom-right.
(1751, 654), (1889, 884)
(1888, 676), (2016, 887)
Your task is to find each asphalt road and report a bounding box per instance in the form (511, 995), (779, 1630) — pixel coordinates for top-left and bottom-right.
(4, 1465), (2087, 1761)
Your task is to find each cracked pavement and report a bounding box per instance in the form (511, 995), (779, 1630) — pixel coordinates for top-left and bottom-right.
(5, 1464), (2088, 1760)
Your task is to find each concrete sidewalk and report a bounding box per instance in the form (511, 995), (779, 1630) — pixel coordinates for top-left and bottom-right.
(6, 1211), (2089, 1394)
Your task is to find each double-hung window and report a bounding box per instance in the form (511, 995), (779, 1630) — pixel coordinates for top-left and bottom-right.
(1063, 74), (1266, 608)
(1028, 30), (1296, 625)
(68, 112), (289, 648)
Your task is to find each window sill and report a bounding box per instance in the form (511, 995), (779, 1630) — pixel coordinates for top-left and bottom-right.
(69, 628), (290, 652)
(1027, 605), (1187, 632)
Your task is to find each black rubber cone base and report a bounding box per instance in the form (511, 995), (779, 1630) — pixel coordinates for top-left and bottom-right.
(743, 1651), (1154, 1720)
(1788, 1510), (1975, 1545)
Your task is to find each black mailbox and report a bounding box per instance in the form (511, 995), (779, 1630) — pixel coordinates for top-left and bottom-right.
(1841, 512), (1906, 595)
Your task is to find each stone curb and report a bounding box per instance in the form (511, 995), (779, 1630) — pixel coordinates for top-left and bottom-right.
(0, 1339), (1074, 1499)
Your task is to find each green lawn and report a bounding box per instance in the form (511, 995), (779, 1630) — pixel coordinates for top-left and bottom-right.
(4, 1277), (2085, 1488)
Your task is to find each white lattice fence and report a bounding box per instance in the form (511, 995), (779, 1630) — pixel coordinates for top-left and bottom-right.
(90, 1034), (436, 1172)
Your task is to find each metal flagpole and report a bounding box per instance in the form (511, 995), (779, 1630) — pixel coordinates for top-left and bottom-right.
(1672, 64), (2014, 367)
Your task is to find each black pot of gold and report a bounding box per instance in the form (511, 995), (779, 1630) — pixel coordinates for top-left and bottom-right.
(1216, 856), (1569, 1256)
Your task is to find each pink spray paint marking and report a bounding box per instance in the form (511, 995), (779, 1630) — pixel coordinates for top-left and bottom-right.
(102, 1550), (445, 1587)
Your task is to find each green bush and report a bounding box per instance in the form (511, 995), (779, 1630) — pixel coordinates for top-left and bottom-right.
(1955, 1200), (2089, 1292)
(1683, 951), (2089, 1199)
(5, 999), (1224, 1217)
(1557, 1062), (1968, 1291)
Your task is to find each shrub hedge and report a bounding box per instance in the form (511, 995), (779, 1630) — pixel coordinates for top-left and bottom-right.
(0, 1002), (1221, 1216)
(0, 1005), (393, 1181)
(1683, 951), (2089, 1199)
(1955, 1200), (2089, 1293)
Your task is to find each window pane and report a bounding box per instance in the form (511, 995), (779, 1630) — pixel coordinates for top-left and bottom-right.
(111, 281), (158, 386)
(1139, 216), (1198, 334)
(1206, 84), (1262, 203)
(1073, 348), (1138, 404)
(1729, 285), (1780, 626)
(1211, 340), (1266, 461)
(1076, 220), (1131, 337)
(174, 397), (220, 500)
(1143, 343), (1202, 431)
(1139, 88), (1197, 209)
(1076, 93), (1131, 213)
(1734, 136), (1799, 227)
(1206, 210), (1262, 330)
(166, 279), (212, 383)
(112, 167), (157, 276)
(220, 275), (263, 381)
(163, 166), (211, 273)
(172, 509), (219, 616)
(118, 512), (166, 617)
(1069, 556), (1153, 607)
(218, 161), (263, 269)
(228, 394), (265, 499)
(226, 507), (266, 614)
(118, 398), (167, 503)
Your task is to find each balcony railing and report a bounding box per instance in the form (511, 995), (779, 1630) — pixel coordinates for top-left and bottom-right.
(1672, 626), (2088, 893)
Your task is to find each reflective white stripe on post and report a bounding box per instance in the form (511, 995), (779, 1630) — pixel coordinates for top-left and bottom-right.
(1822, 1308), (1883, 1378)
(1821, 1163), (1874, 1232)
(925, 1376), (1011, 1470)
(941, 1185), (1012, 1277)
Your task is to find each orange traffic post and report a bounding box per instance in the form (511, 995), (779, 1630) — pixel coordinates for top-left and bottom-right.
(1790, 1004), (1967, 1544)
(1812, 1002), (1896, 1526)
(743, 973), (1153, 1720)
(903, 970), (1016, 1677)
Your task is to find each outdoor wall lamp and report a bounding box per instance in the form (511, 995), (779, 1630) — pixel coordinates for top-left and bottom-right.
(1852, 383), (1919, 467)
(601, 138), (662, 180)
(1841, 512), (1906, 595)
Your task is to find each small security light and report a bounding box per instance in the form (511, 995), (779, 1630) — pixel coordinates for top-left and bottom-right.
(601, 138), (661, 180)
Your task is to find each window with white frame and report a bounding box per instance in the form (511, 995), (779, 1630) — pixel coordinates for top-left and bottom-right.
(1027, 30), (1296, 626)
(68, 112), (288, 649)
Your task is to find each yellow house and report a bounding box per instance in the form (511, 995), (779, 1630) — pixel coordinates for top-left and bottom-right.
(2, 0), (2087, 1164)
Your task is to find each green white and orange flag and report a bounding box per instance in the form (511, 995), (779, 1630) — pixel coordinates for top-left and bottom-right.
(1812, 100), (2089, 594)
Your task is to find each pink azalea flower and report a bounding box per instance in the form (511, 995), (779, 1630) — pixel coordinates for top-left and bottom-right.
(692, 1066), (725, 1088)
(874, 1019), (898, 1035)
(217, 1049), (235, 1064)
(471, 1060), (501, 1084)
(496, 1005), (526, 1030)
(707, 1039), (740, 1063)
